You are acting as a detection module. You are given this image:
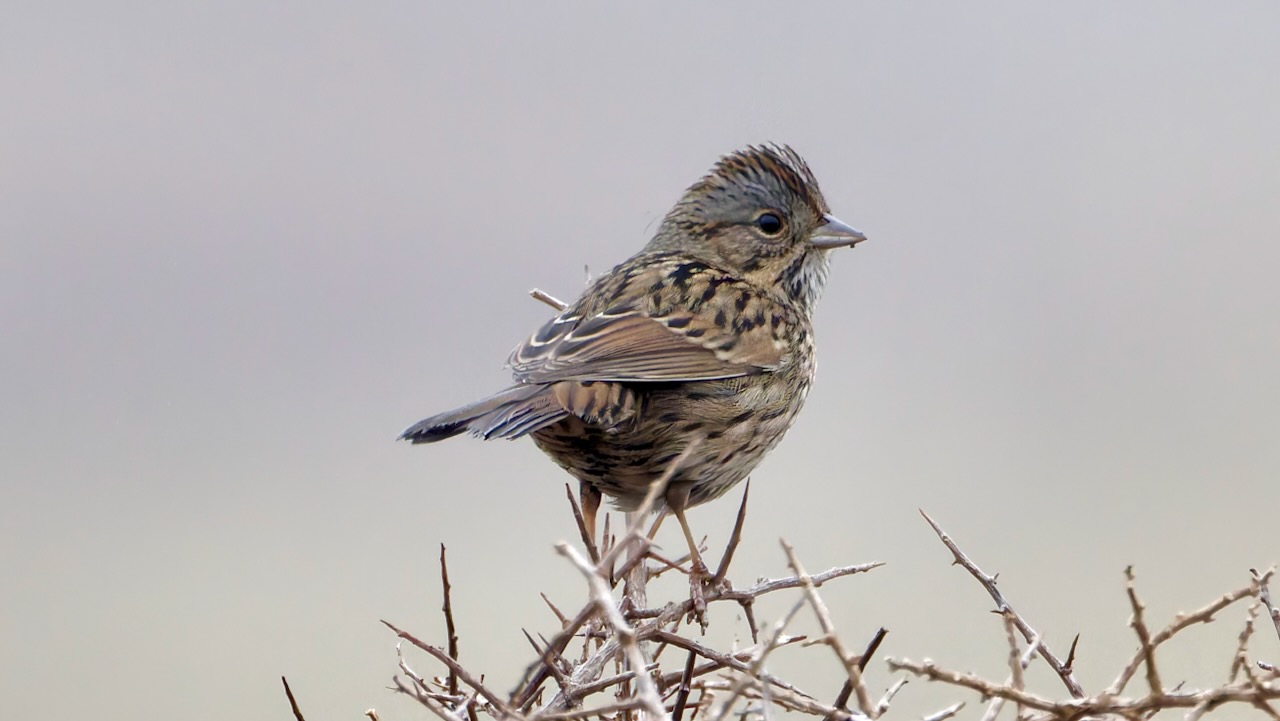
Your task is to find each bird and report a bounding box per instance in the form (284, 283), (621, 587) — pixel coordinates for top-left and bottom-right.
(401, 143), (865, 580)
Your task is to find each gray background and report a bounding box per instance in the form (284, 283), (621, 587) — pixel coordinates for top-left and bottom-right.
(4, 2), (1278, 719)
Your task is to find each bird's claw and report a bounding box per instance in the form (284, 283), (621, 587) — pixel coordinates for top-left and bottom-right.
(687, 559), (712, 625)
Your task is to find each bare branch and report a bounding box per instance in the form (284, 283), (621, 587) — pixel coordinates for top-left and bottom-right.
(514, 602), (597, 709)
(393, 642), (472, 721)
(891, 657), (1280, 719)
(440, 544), (461, 698)
(919, 509), (1086, 698)
(978, 614), (1042, 721)
(921, 702), (965, 721)
(671, 650), (697, 721)
(565, 484), (601, 565)
(540, 593), (569, 628)
(1256, 568), (1280, 647)
(725, 562), (886, 601)
(833, 628), (888, 717)
(540, 700), (669, 721)
(281, 676), (307, 721)
(782, 540), (874, 718)
(556, 542), (668, 720)
(706, 592), (810, 721)
(1124, 565), (1164, 696)
(523, 629), (574, 702)
(1107, 569), (1272, 695)
(653, 629), (812, 700)
(712, 482), (750, 585)
(530, 288), (569, 311)
(887, 658), (1077, 714)
(875, 677), (907, 717)
(383, 619), (515, 717)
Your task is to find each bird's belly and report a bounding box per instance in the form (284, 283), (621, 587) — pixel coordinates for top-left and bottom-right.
(531, 374), (810, 511)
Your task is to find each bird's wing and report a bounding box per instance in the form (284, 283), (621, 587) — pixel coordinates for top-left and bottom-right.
(509, 260), (792, 384)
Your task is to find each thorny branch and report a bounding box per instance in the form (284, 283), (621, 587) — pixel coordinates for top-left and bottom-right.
(919, 509), (1086, 698)
(1106, 567), (1274, 696)
(358, 493), (1279, 721)
(889, 512), (1280, 721)
(1256, 568), (1280, 648)
(781, 540), (874, 718)
(1124, 564), (1163, 696)
(440, 544), (461, 699)
(281, 676), (307, 721)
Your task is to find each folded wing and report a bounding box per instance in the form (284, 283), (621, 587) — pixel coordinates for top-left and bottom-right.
(509, 260), (791, 384)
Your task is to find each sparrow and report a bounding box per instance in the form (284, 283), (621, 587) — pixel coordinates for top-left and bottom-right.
(401, 144), (865, 576)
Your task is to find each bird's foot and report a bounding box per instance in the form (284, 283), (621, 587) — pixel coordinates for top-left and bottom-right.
(687, 558), (712, 626)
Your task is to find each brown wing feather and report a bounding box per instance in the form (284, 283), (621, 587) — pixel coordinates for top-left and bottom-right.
(508, 256), (795, 384)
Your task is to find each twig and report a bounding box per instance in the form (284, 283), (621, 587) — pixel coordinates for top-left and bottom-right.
(919, 509), (1086, 698)
(1064, 633), (1079, 675)
(653, 629), (812, 699)
(530, 288), (569, 311)
(700, 674), (851, 719)
(723, 563), (886, 602)
(891, 657), (1280, 719)
(706, 592), (810, 721)
(672, 650), (698, 721)
(440, 544), (461, 698)
(634, 547), (692, 581)
(1231, 604), (1259, 680)
(556, 543), (668, 720)
(392, 674), (469, 721)
(393, 643), (471, 721)
(515, 436), (704, 714)
(781, 540), (873, 718)
(540, 593), (569, 628)
(712, 482), (750, 585)
(281, 676), (307, 721)
(514, 602), (597, 709)
(1228, 602), (1280, 721)
(536, 699), (657, 721)
(743, 599), (760, 646)
(523, 629), (574, 702)
(875, 677), (907, 717)
(383, 619), (515, 717)
(574, 666), (650, 699)
(1004, 613), (1027, 693)
(565, 484), (601, 565)
(1255, 568), (1280, 647)
(887, 658), (1076, 714)
(1107, 569), (1273, 695)
(1004, 613), (1026, 721)
(832, 627), (888, 717)
(921, 702), (965, 721)
(979, 615), (1041, 721)
(1124, 565), (1164, 696)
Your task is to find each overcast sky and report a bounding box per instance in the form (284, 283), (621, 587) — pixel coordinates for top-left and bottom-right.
(4, 3), (1279, 720)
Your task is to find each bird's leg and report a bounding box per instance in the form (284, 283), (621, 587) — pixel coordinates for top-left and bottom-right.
(672, 507), (708, 578)
(665, 484), (709, 622)
(580, 481), (602, 550)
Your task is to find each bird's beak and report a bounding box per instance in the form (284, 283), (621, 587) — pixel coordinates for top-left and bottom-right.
(809, 214), (867, 250)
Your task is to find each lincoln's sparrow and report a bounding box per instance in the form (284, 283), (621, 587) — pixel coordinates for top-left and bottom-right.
(402, 144), (865, 568)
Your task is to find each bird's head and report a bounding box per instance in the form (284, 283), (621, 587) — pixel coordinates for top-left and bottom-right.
(648, 144), (865, 310)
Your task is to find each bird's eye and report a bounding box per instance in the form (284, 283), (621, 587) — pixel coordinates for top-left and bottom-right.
(754, 212), (784, 237)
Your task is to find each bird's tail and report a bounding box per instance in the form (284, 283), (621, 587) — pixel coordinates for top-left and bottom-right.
(399, 384), (567, 443)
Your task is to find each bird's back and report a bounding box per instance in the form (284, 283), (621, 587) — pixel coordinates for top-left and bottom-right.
(528, 251), (817, 511)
